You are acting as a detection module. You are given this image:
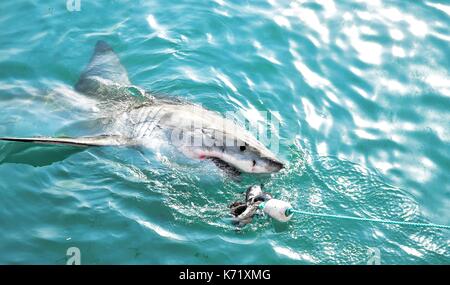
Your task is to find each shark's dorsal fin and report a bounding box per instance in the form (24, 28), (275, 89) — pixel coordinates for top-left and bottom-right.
(75, 41), (134, 101)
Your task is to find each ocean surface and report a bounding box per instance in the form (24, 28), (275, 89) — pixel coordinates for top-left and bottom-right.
(0, 0), (449, 264)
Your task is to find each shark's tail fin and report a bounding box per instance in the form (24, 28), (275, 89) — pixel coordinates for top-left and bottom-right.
(0, 135), (127, 147)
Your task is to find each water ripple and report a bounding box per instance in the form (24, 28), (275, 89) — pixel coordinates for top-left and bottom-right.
(0, 0), (448, 264)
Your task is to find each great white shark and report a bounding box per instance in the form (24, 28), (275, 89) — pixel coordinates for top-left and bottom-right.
(0, 41), (284, 175)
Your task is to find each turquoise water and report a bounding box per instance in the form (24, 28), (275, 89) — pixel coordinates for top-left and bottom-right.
(0, 0), (449, 264)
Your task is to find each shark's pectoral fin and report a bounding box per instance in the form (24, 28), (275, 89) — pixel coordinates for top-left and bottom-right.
(0, 135), (130, 167)
(0, 135), (129, 147)
(0, 143), (84, 167)
(210, 158), (241, 180)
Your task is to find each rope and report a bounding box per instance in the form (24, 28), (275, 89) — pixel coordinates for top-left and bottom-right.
(288, 209), (450, 230)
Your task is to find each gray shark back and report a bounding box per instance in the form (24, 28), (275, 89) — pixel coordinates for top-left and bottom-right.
(75, 40), (135, 102)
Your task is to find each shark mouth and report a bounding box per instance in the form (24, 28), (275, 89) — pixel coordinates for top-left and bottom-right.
(209, 157), (241, 177)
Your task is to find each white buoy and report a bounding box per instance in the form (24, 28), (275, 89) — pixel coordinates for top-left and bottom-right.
(261, 199), (293, 222)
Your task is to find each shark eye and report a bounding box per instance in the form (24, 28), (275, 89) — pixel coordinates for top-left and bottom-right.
(252, 160), (256, 166)
(240, 145), (246, 151)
